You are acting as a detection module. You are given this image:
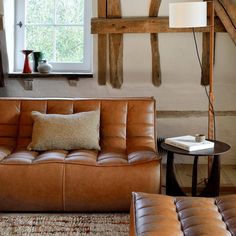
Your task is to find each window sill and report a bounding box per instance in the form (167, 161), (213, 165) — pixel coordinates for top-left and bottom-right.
(8, 72), (93, 79)
(8, 72), (93, 90)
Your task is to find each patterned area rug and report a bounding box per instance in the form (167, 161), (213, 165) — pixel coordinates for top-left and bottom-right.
(0, 213), (129, 235)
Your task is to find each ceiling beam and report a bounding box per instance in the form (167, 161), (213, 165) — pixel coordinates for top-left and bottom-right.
(91, 17), (226, 34)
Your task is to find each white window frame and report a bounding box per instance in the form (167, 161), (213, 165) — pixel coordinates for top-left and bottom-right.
(14, 0), (92, 73)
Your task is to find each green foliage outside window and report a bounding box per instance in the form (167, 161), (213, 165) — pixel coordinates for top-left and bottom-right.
(25, 0), (84, 63)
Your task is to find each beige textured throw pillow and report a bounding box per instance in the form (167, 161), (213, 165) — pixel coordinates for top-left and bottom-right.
(27, 111), (100, 151)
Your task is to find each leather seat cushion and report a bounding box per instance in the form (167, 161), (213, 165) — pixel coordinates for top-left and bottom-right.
(0, 149), (157, 166)
(130, 192), (236, 236)
(0, 151), (160, 212)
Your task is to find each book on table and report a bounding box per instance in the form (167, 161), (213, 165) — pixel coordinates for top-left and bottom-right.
(165, 135), (215, 151)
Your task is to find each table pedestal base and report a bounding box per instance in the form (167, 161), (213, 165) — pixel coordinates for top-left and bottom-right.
(166, 152), (220, 197)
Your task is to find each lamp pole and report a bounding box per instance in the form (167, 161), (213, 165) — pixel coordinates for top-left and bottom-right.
(208, 1), (215, 175)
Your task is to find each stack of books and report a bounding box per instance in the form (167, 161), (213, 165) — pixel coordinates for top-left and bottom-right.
(165, 135), (214, 151)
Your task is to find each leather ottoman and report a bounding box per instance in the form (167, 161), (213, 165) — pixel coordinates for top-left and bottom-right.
(130, 192), (236, 236)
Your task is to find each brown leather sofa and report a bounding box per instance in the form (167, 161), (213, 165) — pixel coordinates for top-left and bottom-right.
(0, 97), (161, 212)
(130, 192), (236, 236)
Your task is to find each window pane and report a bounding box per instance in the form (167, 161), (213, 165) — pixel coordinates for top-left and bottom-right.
(56, 0), (84, 24)
(15, 0), (91, 72)
(26, 26), (54, 61)
(55, 26), (84, 63)
(26, 0), (54, 24)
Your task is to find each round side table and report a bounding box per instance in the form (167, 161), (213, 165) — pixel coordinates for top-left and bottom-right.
(161, 140), (230, 197)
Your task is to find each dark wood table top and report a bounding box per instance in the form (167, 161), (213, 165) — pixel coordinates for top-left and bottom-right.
(161, 140), (231, 156)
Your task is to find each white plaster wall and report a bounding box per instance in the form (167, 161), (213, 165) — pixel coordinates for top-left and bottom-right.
(0, 0), (236, 163)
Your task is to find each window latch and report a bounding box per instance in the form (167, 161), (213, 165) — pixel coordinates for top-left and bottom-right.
(16, 21), (23, 28)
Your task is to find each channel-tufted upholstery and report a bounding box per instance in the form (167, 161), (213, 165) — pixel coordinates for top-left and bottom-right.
(130, 192), (236, 236)
(0, 98), (161, 212)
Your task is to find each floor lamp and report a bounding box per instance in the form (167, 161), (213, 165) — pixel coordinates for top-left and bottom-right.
(169, 1), (215, 175)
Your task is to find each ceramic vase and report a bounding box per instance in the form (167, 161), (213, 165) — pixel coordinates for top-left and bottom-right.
(37, 60), (52, 73)
(33, 52), (44, 72)
(22, 50), (33, 73)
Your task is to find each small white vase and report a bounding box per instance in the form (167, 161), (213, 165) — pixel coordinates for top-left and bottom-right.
(37, 60), (52, 73)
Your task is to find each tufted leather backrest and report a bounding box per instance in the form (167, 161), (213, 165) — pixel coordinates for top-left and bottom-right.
(0, 98), (156, 153)
(0, 100), (21, 148)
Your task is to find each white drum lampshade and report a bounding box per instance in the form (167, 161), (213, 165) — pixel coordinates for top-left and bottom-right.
(169, 2), (207, 28)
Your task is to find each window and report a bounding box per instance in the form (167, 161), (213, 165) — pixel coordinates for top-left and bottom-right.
(15, 0), (92, 72)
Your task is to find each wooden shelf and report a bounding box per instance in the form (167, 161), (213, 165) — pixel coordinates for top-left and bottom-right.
(8, 73), (93, 90)
(8, 72), (93, 79)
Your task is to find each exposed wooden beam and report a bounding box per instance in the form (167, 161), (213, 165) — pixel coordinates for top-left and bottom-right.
(150, 34), (161, 86)
(157, 110), (236, 118)
(98, 0), (107, 18)
(0, 17), (3, 31)
(215, 0), (236, 45)
(98, 35), (107, 86)
(201, 0), (213, 86)
(149, 0), (161, 16)
(149, 0), (161, 87)
(109, 34), (123, 88)
(219, 0), (236, 28)
(97, 0), (107, 85)
(91, 17), (226, 34)
(107, 0), (121, 18)
(201, 33), (210, 86)
(107, 0), (123, 89)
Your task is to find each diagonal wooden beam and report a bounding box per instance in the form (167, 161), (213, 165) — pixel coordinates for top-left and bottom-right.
(219, 0), (236, 28)
(149, 0), (162, 87)
(215, 0), (236, 45)
(107, 0), (123, 88)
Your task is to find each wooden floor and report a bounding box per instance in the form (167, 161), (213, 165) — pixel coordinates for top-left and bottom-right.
(162, 164), (236, 195)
